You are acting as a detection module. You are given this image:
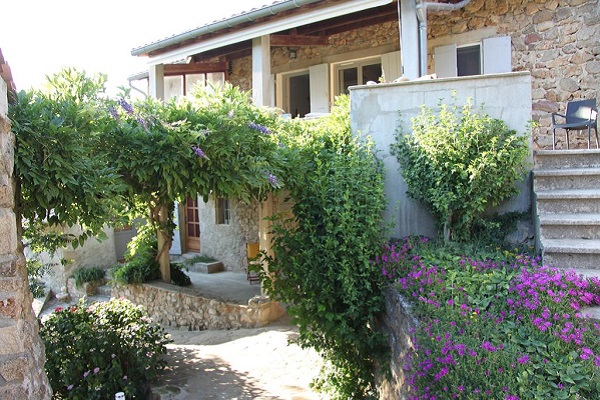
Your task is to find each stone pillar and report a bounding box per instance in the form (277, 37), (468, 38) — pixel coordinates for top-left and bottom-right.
(252, 35), (271, 107)
(0, 71), (52, 398)
(149, 64), (165, 101)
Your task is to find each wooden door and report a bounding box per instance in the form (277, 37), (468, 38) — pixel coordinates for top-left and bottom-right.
(185, 197), (200, 253)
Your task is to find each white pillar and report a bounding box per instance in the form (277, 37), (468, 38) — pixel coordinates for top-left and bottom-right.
(149, 64), (165, 100)
(252, 35), (271, 107)
(400, 0), (420, 79)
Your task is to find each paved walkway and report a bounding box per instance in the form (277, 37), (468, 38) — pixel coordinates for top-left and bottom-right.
(38, 272), (326, 399)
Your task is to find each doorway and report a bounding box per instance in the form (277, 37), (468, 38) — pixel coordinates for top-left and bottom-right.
(185, 197), (200, 253)
(288, 73), (310, 118)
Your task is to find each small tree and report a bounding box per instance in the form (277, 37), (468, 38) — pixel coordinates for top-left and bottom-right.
(9, 69), (126, 265)
(391, 98), (529, 242)
(100, 84), (283, 281)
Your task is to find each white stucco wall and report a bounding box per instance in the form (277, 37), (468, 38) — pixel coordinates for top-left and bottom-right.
(350, 72), (533, 239)
(199, 197), (259, 271)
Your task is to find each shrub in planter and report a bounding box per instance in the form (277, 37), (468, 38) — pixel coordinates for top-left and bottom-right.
(73, 266), (106, 288)
(40, 298), (171, 399)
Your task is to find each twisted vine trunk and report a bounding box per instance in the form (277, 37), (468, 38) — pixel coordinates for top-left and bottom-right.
(150, 203), (172, 283)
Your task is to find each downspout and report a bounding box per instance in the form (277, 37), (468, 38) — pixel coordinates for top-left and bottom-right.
(415, 0), (472, 77)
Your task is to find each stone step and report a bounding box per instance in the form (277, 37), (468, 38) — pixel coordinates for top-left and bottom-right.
(533, 167), (600, 191)
(535, 189), (600, 213)
(534, 149), (600, 170)
(542, 238), (600, 270)
(96, 284), (112, 296)
(186, 261), (224, 274)
(538, 213), (600, 239)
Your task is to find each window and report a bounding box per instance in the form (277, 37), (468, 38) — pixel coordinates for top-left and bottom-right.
(285, 72), (310, 118)
(434, 36), (511, 78)
(457, 45), (481, 77)
(335, 59), (382, 95)
(215, 198), (230, 225)
(165, 72), (226, 101)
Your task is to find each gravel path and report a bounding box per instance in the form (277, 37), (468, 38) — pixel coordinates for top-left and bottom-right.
(152, 316), (327, 400)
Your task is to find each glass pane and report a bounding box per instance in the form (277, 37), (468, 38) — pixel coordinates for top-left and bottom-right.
(164, 75), (184, 100)
(339, 67), (358, 95)
(457, 45), (481, 77)
(185, 74), (205, 96)
(207, 72), (225, 86)
(362, 63), (382, 84)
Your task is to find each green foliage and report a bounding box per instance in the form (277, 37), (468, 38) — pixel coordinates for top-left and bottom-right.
(169, 264), (191, 287)
(391, 98), (529, 242)
(262, 96), (388, 399)
(110, 224), (160, 285)
(377, 238), (600, 399)
(40, 298), (171, 399)
(73, 267), (106, 288)
(9, 69), (126, 253)
(27, 258), (51, 298)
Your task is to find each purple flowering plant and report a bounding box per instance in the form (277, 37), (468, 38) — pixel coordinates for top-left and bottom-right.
(376, 237), (600, 399)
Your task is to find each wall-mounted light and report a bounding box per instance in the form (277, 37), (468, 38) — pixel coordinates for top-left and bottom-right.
(289, 48), (297, 59)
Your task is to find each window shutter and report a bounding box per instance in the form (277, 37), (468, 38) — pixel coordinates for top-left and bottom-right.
(381, 51), (402, 82)
(309, 63), (330, 114)
(434, 44), (458, 78)
(483, 36), (512, 74)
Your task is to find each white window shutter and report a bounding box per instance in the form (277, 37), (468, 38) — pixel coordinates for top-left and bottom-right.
(381, 51), (402, 82)
(483, 36), (512, 74)
(309, 63), (330, 114)
(434, 44), (457, 78)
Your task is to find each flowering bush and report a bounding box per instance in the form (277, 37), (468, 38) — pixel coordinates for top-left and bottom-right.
(40, 298), (171, 399)
(376, 237), (600, 399)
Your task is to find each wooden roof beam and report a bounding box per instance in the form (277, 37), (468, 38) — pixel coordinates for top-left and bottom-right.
(270, 34), (328, 47)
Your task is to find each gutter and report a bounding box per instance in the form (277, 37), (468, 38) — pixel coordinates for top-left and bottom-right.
(131, 0), (323, 57)
(415, 0), (472, 76)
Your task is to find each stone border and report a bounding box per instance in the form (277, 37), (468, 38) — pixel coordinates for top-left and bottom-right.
(112, 282), (285, 331)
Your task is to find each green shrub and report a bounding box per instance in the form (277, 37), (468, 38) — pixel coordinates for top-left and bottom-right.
(391, 97), (529, 242)
(262, 95), (388, 398)
(73, 266), (106, 288)
(110, 223), (160, 285)
(170, 264), (191, 286)
(40, 298), (171, 399)
(377, 238), (600, 399)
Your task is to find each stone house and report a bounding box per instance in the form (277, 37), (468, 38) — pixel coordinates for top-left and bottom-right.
(130, 0), (599, 271)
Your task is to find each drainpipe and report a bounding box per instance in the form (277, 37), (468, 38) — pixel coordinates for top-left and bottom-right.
(415, 0), (472, 77)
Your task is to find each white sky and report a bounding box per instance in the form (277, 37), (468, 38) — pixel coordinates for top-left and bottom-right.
(1, 0), (269, 95)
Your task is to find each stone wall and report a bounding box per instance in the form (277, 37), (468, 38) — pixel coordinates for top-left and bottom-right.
(0, 68), (51, 398)
(199, 197), (259, 271)
(427, 0), (600, 150)
(351, 72), (533, 239)
(112, 282), (285, 331)
(376, 287), (417, 400)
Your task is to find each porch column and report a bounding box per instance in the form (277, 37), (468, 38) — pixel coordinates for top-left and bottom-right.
(399, 0), (420, 79)
(258, 192), (275, 261)
(149, 63), (165, 100)
(252, 35), (271, 107)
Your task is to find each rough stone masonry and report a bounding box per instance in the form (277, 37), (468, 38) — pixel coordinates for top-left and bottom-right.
(0, 71), (52, 398)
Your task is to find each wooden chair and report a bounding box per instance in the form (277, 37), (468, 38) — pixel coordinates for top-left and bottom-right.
(245, 242), (261, 285)
(552, 99), (598, 149)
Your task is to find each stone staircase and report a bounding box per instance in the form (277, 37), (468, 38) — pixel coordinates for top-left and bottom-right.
(533, 149), (600, 317)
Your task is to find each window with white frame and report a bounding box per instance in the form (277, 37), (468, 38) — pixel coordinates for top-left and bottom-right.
(165, 72), (226, 100)
(435, 36), (511, 78)
(334, 58), (382, 95)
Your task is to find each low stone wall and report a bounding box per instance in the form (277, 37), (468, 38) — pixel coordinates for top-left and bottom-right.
(376, 286), (417, 400)
(112, 282), (285, 331)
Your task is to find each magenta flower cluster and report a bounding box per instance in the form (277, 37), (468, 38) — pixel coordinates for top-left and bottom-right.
(375, 237), (600, 399)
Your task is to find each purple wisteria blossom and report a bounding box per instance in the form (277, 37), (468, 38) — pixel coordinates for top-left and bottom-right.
(117, 98), (134, 115)
(248, 122), (271, 135)
(108, 106), (119, 121)
(268, 173), (278, 188)
(192, 145), (207, 159)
